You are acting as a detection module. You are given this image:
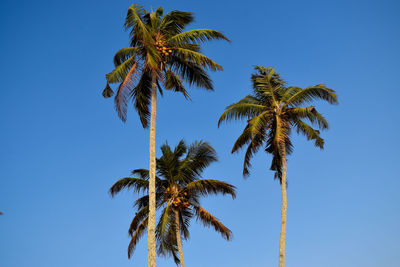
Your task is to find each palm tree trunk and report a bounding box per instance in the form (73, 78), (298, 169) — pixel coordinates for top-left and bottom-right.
(147, 72), (157, 267)
(279, 145), (287, 267)
(174, 210), (185, 267)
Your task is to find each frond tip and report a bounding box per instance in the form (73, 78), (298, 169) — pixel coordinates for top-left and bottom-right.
(102, 83), (114, 98)
(193, 205), (232, 240)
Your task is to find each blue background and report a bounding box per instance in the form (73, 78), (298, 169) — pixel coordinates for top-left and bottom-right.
(1, 0), (399, 266)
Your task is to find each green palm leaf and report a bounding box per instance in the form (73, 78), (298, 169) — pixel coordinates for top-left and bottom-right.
(169, 29), (230, 45)
(186, 179), (236, 198)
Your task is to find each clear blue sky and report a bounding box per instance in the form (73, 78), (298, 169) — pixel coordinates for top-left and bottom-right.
(1, 0), (399, 266)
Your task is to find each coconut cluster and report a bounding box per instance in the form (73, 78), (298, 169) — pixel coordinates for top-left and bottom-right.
(155, 40), (173, 62)
(165, 188), (190, 208)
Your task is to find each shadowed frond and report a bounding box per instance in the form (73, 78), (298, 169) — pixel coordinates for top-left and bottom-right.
(129, 70), (152, 127)
(171, 56), (213, 90)
(156, 209), (180, 264)
(174, 48), (223, 71)
(178, 208), (192, 239)
(134, 193), (166, 210)
(156, 205), (173, 242)
(164, 70), (190, 99)
(242, 137), (264, 177)
(129, 206), (149, 236)
(102, 83), (114, 98)
(124, 4), (151, 47)
(113, 47), (141, 67)
(178, 141), (218, 182)
(173, 140), (187, 158)
(109, 178), (148, 197)
(131, 168), (149, 179)
(128, 216), (148, 258)
(160, 10), (194, 37)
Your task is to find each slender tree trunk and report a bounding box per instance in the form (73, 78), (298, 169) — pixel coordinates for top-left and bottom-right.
(147, 72), (157, 267)
(174, 210), (185, 267)
(279, 145), (287, 267)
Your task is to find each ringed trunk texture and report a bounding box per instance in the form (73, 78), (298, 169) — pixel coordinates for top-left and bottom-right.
(175, 210), (185, 267)
(278, 145), (287, 267)
(147, 73), (157, 267)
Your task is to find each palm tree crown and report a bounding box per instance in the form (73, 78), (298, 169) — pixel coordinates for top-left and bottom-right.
(103, 4), (229, 126)
(219, 66), (338, 180)
(110, 140), (236, 264)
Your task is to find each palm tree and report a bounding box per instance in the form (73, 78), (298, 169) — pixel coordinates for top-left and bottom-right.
(102, 4), (229, 266)
(110, 140), (236, 266)
(218, 66), (337, 267)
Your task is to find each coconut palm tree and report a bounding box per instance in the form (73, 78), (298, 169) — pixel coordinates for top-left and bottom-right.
(102, 4), (229, 266)
(218, 66), (337, 267)
(110, 140), (236, 266)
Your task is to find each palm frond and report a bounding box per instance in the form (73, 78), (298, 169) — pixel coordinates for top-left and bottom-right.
(164, 70), (190, 99)
(156, 205), (173, 242)
(174, 48), (223, 71)
(131, 168), (150, 179)
(133, 193), (164, 210)
(178, 208), (192, 239)
(218, 96), (266, 126)
(128, 216), (148, 258)
(111, 61), (140, 122)
(231, 112), (269, 153)
(179, 141), (217, 181)
(284, 85), (338, 107)
(173, 140), (187, 159)
(102, 83), (114, 98)
(192, 204), (232, 240)
(293, 119), (324, 148)
(170, 56), (213, 90)
(130, 70), (152, 127)
(106, 57), (138, 84)
(156, 209), (180, 264)
(242, 136), (263, 177)
(133, 195), (149, 210)
(124, 4), (151, 47)
(287, 106), (329, 129)
(113, 47), (141, 67)
(160, 10), (194, 37)
(169, 29), (230, 46)
(128, 206), (149, 236)
(186, 179), (236, 198)
(109, 177), (149, 197)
